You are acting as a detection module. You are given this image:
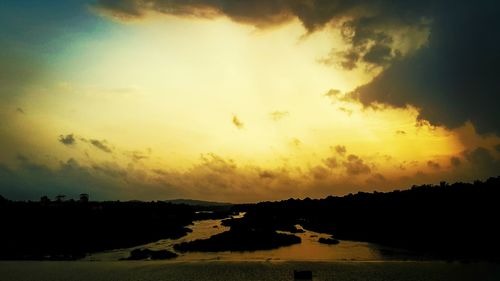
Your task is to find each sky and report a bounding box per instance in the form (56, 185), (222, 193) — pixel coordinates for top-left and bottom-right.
(1, 0), (499, 202)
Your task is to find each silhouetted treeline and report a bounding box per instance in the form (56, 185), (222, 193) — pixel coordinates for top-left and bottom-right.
(228, 177), (500, 261)
(0, 198), (197, 260)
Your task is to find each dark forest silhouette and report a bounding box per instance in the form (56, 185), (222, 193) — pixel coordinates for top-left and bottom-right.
(0, 197), (231, 260)
(1, 176), (499, 260)
(227, 176), (500, 261)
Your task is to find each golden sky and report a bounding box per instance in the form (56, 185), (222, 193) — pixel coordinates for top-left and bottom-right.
(1, 1), (499, 202)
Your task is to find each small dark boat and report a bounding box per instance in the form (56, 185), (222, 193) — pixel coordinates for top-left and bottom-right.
(294, 270), (312, 280)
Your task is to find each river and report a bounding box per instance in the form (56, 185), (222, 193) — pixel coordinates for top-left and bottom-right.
(84, 212), (413, 262)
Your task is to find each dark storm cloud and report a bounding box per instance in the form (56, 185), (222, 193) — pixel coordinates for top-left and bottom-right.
(465, 147), (495, 167)
(94, 0), (429, 32)
(362, 43), (394, 66)
(350, 2), (500, 135)
(96, 0), (500, 135)
(59, 134), (76, 146)
(464, 147), (500, 178)
(93, 0), (144, 18)
(95, 0), (294, 26)
(128, 0), (427, 69)
(337, 50), (359, 70)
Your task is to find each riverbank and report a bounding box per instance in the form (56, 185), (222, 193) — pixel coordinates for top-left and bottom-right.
(0, 200), (196, 260)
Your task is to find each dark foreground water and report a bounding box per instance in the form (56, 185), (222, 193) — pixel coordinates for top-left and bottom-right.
(1, 261), (499, 281)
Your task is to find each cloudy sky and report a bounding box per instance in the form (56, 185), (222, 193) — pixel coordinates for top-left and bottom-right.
(1, 0), (499, 202)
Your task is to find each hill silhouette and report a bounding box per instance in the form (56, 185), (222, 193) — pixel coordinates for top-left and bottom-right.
(164, 199), (232, 207)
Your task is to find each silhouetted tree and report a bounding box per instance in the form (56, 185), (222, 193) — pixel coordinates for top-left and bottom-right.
(79, 193), (89, 203)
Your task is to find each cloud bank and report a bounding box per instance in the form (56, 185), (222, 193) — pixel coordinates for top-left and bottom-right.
(3, 141), (499, 202)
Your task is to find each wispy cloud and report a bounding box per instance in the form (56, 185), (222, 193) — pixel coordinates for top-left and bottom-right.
(427, 160), (441, 170)
(334, 145), (346, 156)
(269, 111), (289, 121)
(59, 134), (76, 146)
(89, 139), (113, 153)
(232, 114), (244, 129)
(343, 154), (371, 175)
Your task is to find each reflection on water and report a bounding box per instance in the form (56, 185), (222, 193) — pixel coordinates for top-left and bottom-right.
(85, 217), (231, 261)
(179, 226), (385, 262)
(86, 212), (415, 261)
